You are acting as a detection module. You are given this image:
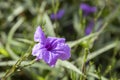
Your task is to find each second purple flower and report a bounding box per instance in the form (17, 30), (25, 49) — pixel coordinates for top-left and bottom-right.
(50, 9), (65, 20)
(80, 3), (97, 16)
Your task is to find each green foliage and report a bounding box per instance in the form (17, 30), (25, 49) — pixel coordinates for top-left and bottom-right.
(0, 0), (120, 80)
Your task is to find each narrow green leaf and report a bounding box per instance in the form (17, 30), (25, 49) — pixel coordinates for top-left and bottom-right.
(87, 42), (117, 61)
(43, 13), (56, 37)
(57, 60), (84, 76)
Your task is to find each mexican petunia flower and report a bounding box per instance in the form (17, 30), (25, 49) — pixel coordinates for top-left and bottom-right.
(50, 9), (65, 20)
(32, 26), (71, 67)
(80, 3), (97, 16)
(85, 20), (94, 35)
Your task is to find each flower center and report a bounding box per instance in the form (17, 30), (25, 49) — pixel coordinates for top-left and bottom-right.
(45, 44), (53, 51)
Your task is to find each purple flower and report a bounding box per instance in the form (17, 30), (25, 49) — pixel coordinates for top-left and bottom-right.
(80, 3), (97, 16)
(32, 26), (71, 67)
(50, 9), (65, 20)
(85, 21), (94, 35)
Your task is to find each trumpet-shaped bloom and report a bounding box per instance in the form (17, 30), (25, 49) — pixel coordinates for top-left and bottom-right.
(50, 9), (65, 20)
(80, 3), (97, 16)
(32, 26), (71, 67)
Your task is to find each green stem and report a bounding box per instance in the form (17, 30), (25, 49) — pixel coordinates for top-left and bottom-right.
(21, 59), (36, 68)
(1, 47), (32, 80)
(80, 48), (89, 80)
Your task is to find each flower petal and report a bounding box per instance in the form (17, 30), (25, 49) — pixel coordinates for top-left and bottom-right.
(52, 43), (71, 60)
(34, 26), (46, 43)
(43, 51), (59, 67)
(80, 3), (97, 16)
(91, 7), (97, 13)
(50, 9), (65, 20)
(36, 49), (47, 60)
(45, 37), (65, 49)
(57, 9), (65, 19)
(85, 20), (94, 35)
(50, 14), (57, 20)
(32, 43), (45, 59)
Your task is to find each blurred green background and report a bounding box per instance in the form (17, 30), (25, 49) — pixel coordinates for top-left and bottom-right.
(0, 0), (120, 80)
